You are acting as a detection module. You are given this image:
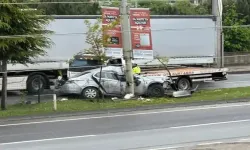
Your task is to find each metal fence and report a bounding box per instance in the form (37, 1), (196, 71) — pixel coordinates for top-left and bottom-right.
(224, 54), (250, 66)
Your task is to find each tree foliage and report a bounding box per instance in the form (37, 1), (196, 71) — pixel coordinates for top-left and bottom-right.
(22, 0), (100, 15)
(138, 1), (177, 15)
(138, 0), (202, 15)
(236, 0), (250, 24)
(223, 2), (250, 52)
(0, 0), (53, 63)
(83, 18), (120, 63)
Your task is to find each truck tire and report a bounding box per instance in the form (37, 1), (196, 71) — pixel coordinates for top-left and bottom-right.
(147, 84), (165, 97)
(27, 75), (46, 94)
(176, 77), (192, 91)
(82, 87), (100, 99)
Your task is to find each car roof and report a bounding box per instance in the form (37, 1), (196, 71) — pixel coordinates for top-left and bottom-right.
(89, 66), (123, 74)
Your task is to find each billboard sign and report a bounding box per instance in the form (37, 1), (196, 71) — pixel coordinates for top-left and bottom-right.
(101, 7), (153, 59)
(101, 7), (123, 57)
(130, 8), (153, 59)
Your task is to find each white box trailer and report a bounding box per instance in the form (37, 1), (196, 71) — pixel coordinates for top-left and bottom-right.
(51, 15), (219, 65)
(1, 15), (227, 93)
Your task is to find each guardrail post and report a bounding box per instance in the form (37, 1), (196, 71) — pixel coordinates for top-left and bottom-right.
(38, 75), (41, 103)
(53, 94), (57, 111)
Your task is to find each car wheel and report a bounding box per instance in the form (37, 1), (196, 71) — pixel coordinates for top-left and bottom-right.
(82, 87), (99, 99)
(27, 75), (46, 94)
(176, 77), (192, 91)
(147, 84), (165, 97)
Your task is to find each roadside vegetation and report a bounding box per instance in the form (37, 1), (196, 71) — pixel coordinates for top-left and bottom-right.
(1, 86), (250, 118)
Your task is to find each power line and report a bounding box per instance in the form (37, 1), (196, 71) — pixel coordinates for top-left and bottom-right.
(0, 24), (250, 39)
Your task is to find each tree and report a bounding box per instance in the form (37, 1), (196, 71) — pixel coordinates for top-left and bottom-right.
(195, 0), (211, 15)
(0, 0), (53, 110)
(174, 0), (198, 15)
(236, 0), (250, 24)
(223, 2), (250, 52)
(84, 19), (107, 63)
(138, 1), (177, 15)
(83, 18), (120, 63)
(37, 0), (100, 15)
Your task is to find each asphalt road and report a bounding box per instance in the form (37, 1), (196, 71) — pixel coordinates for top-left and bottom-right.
(1, 103), (250, 149)
(4, 73), (250, 105)
(198, 73), (250, 90)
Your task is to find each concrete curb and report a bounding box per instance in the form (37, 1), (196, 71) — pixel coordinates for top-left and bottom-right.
(0, 98), (249, 123)
(167, 138), (250, 150)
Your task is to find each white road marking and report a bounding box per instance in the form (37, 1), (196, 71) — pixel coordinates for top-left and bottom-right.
(197, 141), (223, 146)
(170, 119), (250, 129)
(1, 120), (250, 147)
(1, 102), (250, 127)
(0, 135), (96, 146)
(237, 138), (250, 142)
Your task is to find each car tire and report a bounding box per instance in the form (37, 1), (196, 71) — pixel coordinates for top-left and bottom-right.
(82, 87), (99, 99)
(27, 75), (46, 94)
(147, 84), (165, 97)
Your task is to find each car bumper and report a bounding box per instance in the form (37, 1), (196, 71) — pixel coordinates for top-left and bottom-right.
(59, 82), (82, 95)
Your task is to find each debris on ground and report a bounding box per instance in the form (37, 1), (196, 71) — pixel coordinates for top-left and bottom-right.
(137, 96), (144, 100)
(124, 93), (134, 99)
(111, 97), (118, 100)
(137, 96), (151, 102)
(59, 98), (68, 101)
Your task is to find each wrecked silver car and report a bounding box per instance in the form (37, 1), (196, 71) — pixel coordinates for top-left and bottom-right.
(57, 66), (171, 99)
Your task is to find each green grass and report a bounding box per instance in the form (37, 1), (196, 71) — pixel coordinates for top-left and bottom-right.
(1, 86), (250, 118)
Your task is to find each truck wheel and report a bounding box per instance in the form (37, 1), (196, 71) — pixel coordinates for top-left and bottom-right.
(176, 77), (192, 91)
(147, 84), (165, 97)
(82, 87), (99, 99)
(27, 75), (46, 94)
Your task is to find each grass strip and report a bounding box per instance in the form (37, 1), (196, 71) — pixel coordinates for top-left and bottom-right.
(1, 86), (250, 118)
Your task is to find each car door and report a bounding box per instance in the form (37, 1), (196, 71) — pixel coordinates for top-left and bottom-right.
(93, 71), (123, 95)
(103, 72), (123, 95)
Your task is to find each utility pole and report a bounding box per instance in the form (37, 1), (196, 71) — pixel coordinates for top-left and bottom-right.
(120, 0), (134, 95)
(212, 0), (223, 68)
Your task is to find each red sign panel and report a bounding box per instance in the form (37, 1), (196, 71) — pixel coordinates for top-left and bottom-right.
(101, 7), (122, 48)
(102, 25), (122, 48)
(130, 9), (153, 50)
